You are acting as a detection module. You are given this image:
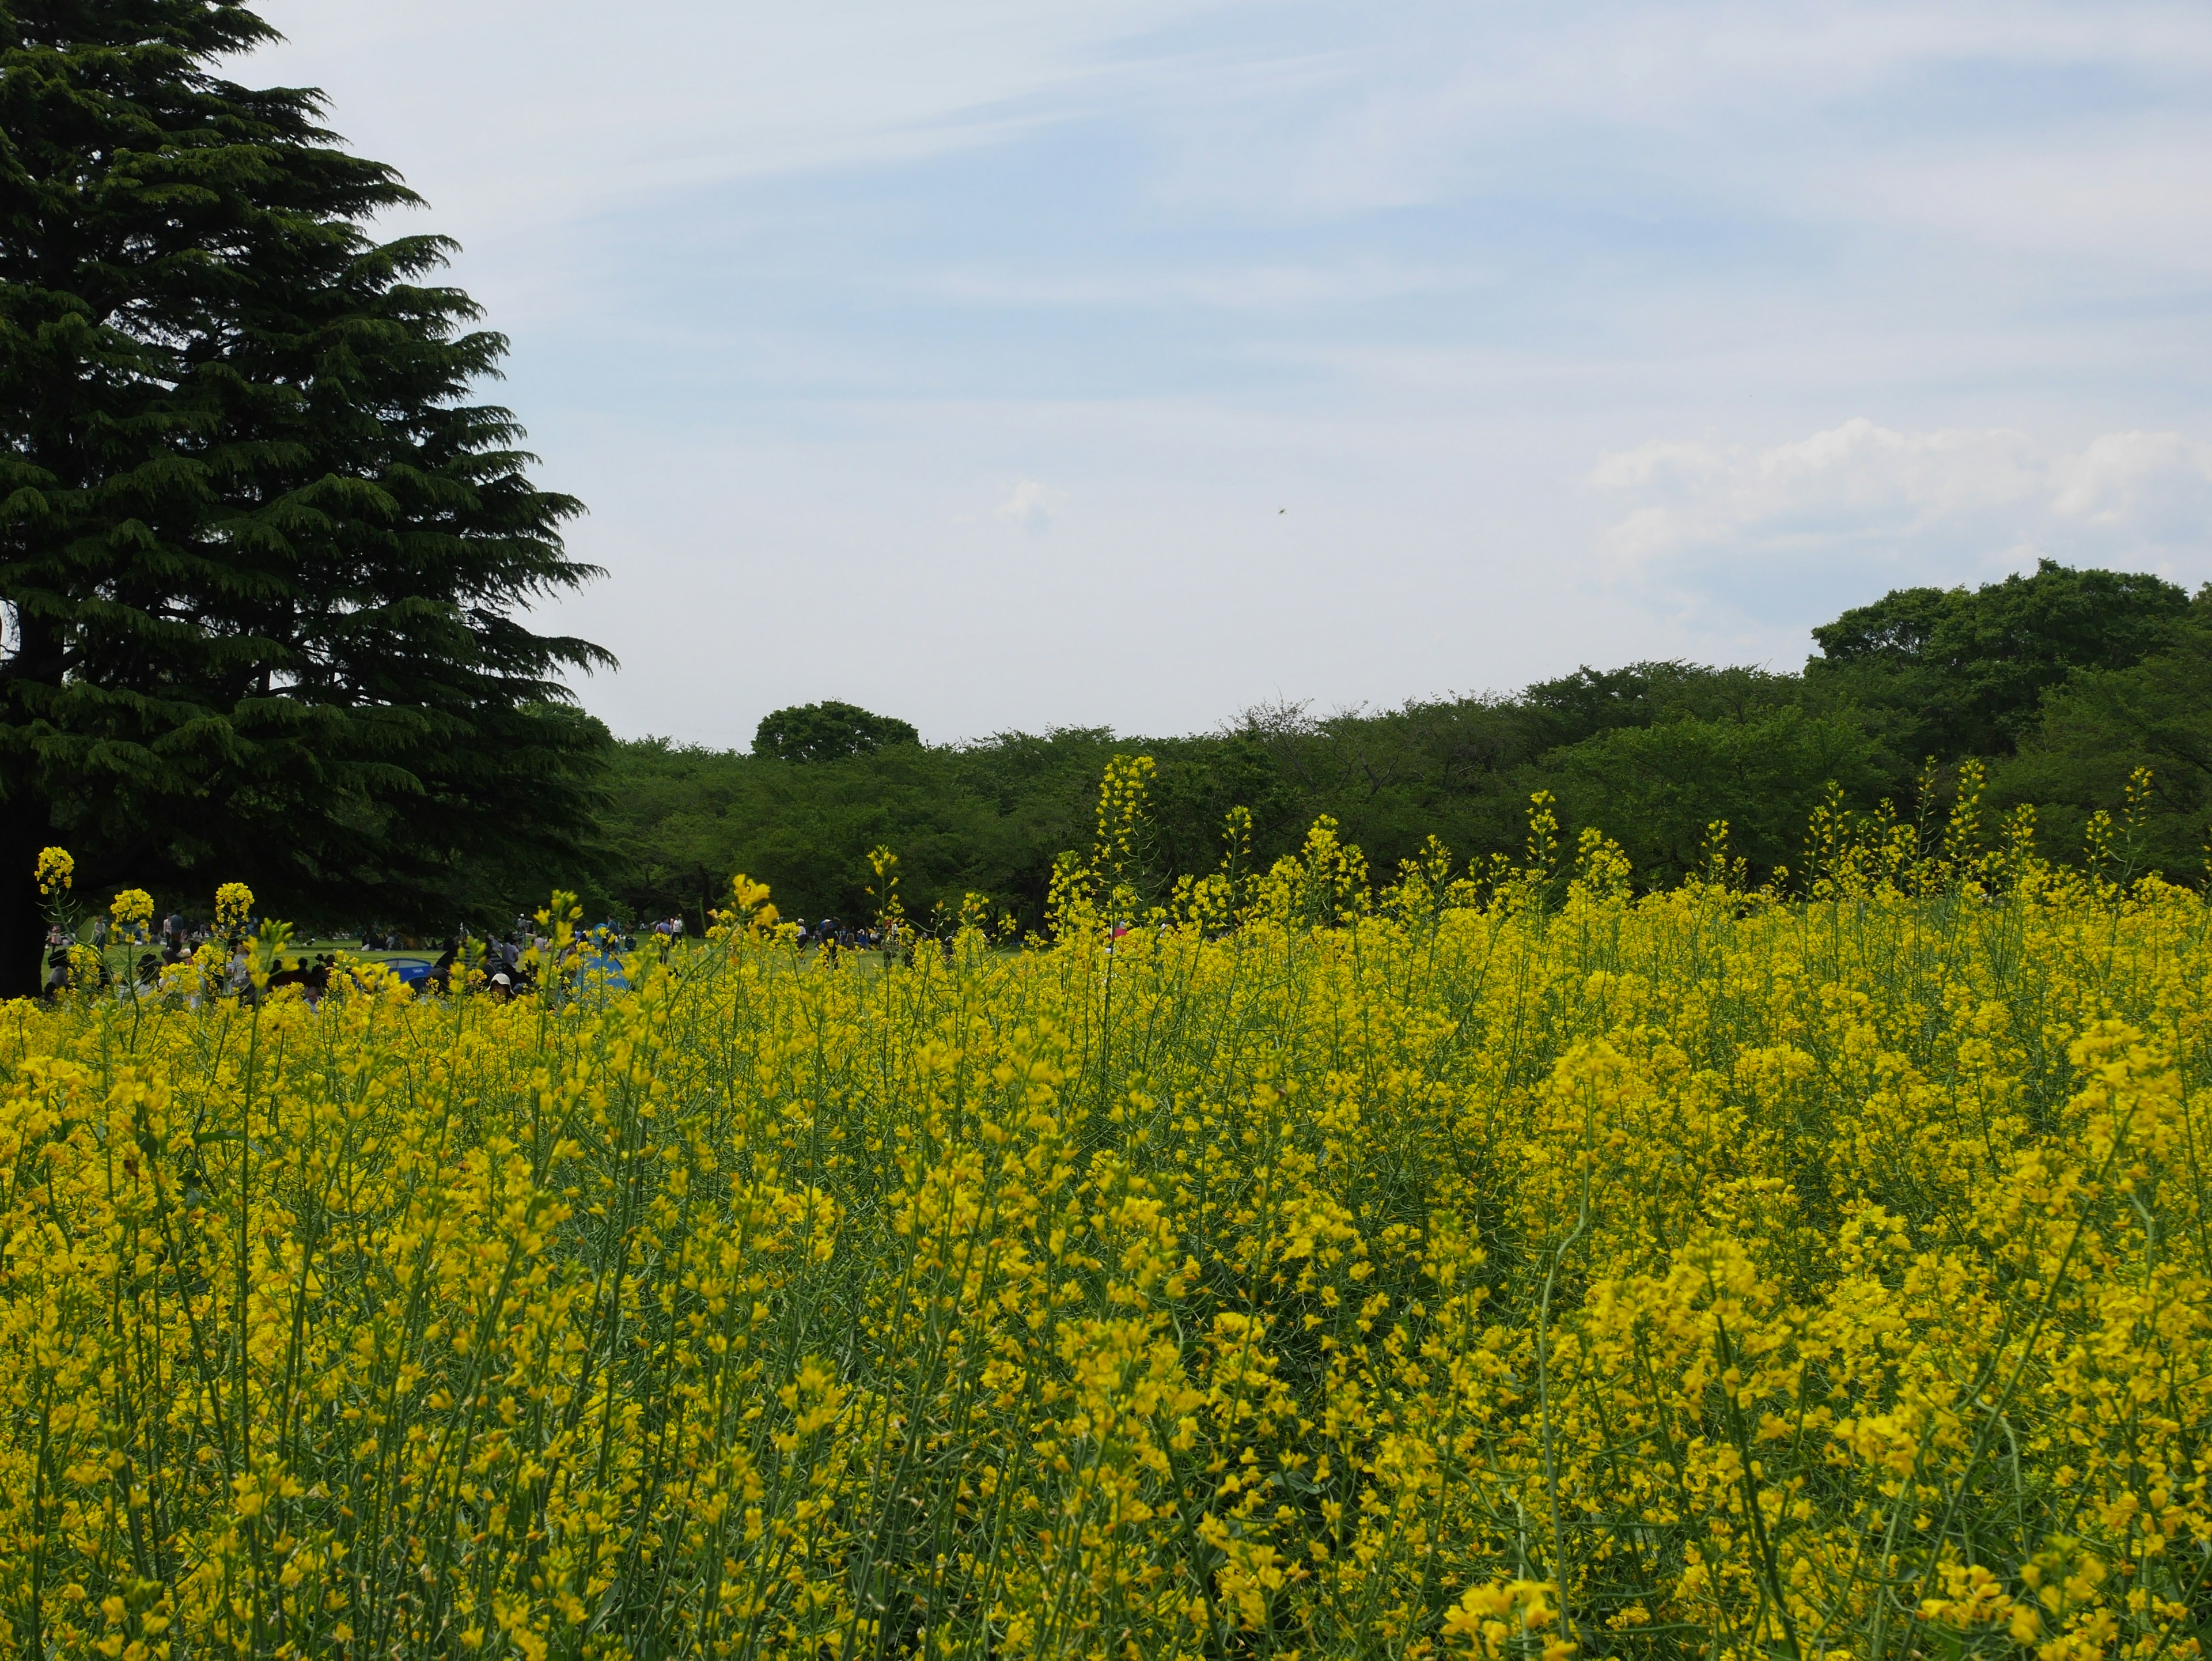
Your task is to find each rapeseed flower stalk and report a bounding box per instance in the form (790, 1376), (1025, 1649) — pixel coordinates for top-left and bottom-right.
(32, 847), (96, 993)
(868, 845), (904, 934)
(107, 888), (153, 939)
(1095, 754), (1156, 877)
(213, 880), (254, 935)
(34, 846), (73, 896)
(5, 789), (2212, 1660)
(711, 873), (779, 939)
(1526, 788), (1561, 875)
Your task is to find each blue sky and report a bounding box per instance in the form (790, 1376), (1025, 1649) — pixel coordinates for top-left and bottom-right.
(251, 0), (2212, 746)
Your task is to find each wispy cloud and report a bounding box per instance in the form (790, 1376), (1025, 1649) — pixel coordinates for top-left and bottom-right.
(925, 258), (1487, 312)
(1592, 421), (2212, 623)
(253, 0), (1250, 236)
(245, 0), (2212, 739)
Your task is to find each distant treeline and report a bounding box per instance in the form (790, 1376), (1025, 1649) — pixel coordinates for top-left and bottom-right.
(585, 561), (2212, 930)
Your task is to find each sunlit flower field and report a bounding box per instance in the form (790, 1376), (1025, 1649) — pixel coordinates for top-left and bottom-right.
(5, 773), (2210, 1660)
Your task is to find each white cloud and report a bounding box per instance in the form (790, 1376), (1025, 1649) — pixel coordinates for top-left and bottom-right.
(248, 0), (1243, 238)
(2052, 432), (2212, 535)
(1591, 421), (2212, 623)
(228, 1), (2212, 735)
(997, 478), (1068, 538)
(1594, 421), (2046, 558)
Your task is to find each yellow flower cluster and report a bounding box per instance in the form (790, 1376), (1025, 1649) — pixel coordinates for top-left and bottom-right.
(213, 881), (255, 934)
(108, 890), (154, 937)
(711, 873), (780, 937)
(4, 803), (2211, 1659)
(35, 846), (73, 896)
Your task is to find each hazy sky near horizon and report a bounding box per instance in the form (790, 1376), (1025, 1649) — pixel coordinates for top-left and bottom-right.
(249, 1), (2212, 747)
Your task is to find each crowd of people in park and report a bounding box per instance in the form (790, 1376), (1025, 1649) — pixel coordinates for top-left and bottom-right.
(797, 917), (897, 958)
(37, 911), (585, 1005)
(43, 910), (298, 999)
(37, 903), (921, 1005)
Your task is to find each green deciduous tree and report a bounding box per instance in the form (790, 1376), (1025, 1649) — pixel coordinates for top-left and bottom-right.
(0, 0), (611, 994)
(1541, 705), (1888, 883)
(1806, 559), (2190, 758)
(1998, 600), (2212, 875)
(753, 699), (920, 765)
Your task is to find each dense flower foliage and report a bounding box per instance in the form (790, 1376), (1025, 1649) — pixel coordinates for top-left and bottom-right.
(3, 797), (2210, 1659)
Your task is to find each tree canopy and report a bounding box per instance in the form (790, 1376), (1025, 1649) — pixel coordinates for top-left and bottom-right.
(589, 565), (2212, 932)
(0, 0), (609, 992)
(1997, 587), (2212, 876)
(1806, 559), (2191, 756)
(753, 701), (920, 765)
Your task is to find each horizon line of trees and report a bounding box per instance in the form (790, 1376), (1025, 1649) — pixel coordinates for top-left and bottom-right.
(10, 3), (2209, 990)
(587, 559), (2212, 934)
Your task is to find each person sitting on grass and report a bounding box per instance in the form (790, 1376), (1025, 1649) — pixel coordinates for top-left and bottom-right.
(266, 957), (316, 996)
(431, 936), (460, 994)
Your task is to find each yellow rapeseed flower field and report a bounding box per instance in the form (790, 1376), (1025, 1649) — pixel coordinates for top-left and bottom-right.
(4, 768), (2210, 1660)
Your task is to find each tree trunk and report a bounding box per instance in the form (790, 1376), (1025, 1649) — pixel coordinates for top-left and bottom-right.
(3, 600), (61, 998)
(0, 803), (49, 1000)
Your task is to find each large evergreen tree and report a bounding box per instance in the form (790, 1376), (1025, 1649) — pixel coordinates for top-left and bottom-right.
(0, 0), (611, 994)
